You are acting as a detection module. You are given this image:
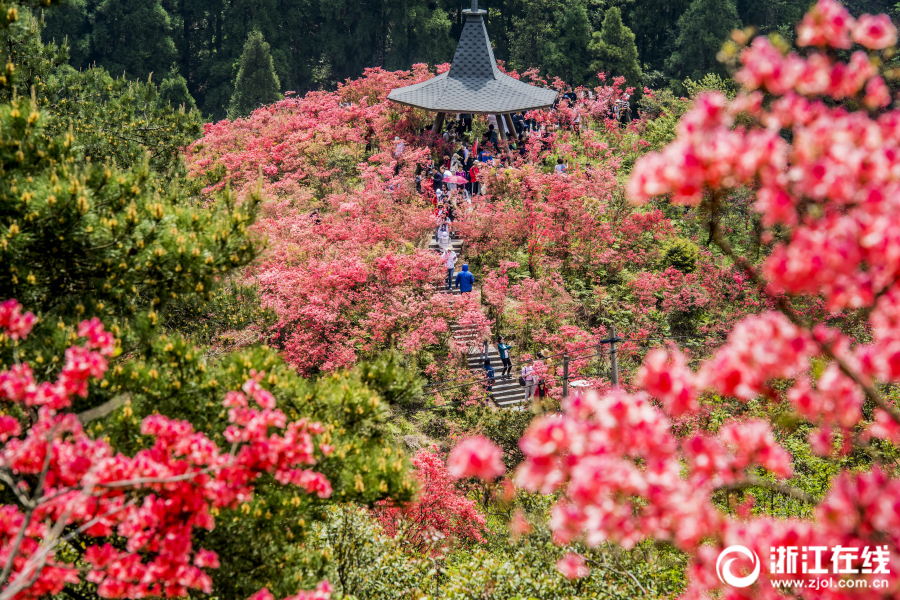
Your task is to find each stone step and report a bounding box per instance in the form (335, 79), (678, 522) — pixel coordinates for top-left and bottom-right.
(494, 388), (526, 401)
(467, 357), (500, 367)
(452, 328), (482, 336)
(488, 378), (522, 390)
(496, 398), (528, 409)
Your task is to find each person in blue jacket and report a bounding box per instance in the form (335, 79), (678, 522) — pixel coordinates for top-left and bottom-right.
(455, 264), (474, 293)
(482, 359), (495, 398)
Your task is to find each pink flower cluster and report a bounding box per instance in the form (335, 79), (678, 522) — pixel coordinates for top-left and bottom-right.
(0, 313), (116, 410)
(0, 299), (35, 340)
(247, 582), (332, 600)
(447, 436), (505, 480)
(0, 301), (334, 600)
(796, 0), (896, 49)
(627, 92), (788, 206)
(517, 389), (900, 597)
(516, 390), (797, 552)
(736, 39), (888, 107)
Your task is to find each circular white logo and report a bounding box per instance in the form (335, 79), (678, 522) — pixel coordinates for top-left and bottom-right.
(716, 545), (761, 588)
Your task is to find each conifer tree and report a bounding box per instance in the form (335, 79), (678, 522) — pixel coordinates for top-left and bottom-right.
(665, 0), (741, 86)
(89, 0), (177, 81)
(228, 30), (282, 119)
(158, 69), (197, 111)
(509, 0), (593, 86)
(588, 7), (643, 90)
(551, 1), (593, 84)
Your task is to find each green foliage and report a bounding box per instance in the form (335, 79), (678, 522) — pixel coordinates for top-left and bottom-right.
(162, 281), (275, 347)
(0, 7), (68, 97)
(624, 0), (693, 77)
(1, 10), (202, 175)
(588, 7), (642, 90)
(357, 351), (424, 407)
(664, 0), (740, 88)
(89, 0), (177, 81)
(40, 0), (90, 66)
(228, 30), (282, 119)
(509, 0), (594, 85)
(661, 238), (700, 273)
(101, 345), (417, 600)
(442, 514), (686, 599)
(636, 90), (690, 151)
(157, 68), (197, 111)
(683, 72), (738, 99)
(0, 93), (256, 370)
(295, 506), (431, 599)
(32, 0), (830, 118)
(467, 404), (536, 469)
(40, 66), (202, 174)
(80, 340), (417, 600)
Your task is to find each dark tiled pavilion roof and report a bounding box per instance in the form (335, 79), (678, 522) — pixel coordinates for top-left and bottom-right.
(387, 1), (558, 115)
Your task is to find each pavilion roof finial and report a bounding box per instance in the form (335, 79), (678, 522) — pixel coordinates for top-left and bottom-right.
(385, 0), (557, 114)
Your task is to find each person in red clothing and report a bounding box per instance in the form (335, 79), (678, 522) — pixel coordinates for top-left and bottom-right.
(469, 161), (481, 196)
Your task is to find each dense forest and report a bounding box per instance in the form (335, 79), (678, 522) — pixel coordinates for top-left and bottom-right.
(40, 0), (899, 119)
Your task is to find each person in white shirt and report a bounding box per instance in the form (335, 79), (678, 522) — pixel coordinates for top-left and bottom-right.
(555, 157), (567, 175)
(522, 362), (536, 400)
(442, 247), (457, 290)
(394, 136), (404, 157)
(437, 223), (451, 252)
(462, 143), (470, 162)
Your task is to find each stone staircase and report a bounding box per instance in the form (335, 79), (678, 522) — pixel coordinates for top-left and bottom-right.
(464, 343), (527, 408)
(429, 234), (464, 295)
(430, 233), (527, 408)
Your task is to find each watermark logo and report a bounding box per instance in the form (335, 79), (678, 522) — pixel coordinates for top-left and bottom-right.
(717, 545), (762, 588)
(715, 545), (891, 590)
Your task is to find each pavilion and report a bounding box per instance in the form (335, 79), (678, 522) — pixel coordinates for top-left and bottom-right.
(386, 0), (558, 142)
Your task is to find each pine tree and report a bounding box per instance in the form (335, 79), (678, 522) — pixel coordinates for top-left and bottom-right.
(665, 0), (741, 86)
(588, 7), (643, 90)
(550, 1), (593, 85)
(158, 69), (198, 111)
(89, 0), (177, 81)
(228, 30), (282, 119)
(509, 0), (593, 86)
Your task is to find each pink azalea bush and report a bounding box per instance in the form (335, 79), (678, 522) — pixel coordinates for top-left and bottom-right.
(375, 450), (489, 552)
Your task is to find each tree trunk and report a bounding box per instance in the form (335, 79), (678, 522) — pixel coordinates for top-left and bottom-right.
(181, 0), (190, 82)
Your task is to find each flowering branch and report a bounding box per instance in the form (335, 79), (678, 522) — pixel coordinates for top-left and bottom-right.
(708, 201), (900, 428)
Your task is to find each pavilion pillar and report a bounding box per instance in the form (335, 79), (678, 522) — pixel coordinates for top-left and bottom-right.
(503, 113), (517, 140)
(496, 114), (508, 143)
(433, 112), (446, 136)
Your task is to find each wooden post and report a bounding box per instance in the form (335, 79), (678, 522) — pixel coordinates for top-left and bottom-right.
(495, 114), (508, 143)
(433, 112), (446, 136)
(562, 355), (569, 398)
(503, 113), (516, 139)
(610, 324), (619, 389)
